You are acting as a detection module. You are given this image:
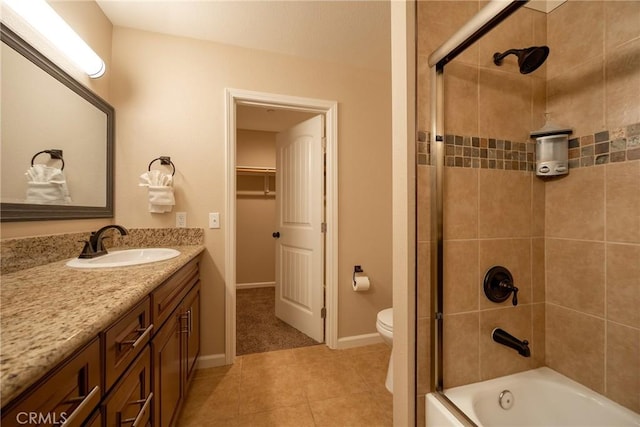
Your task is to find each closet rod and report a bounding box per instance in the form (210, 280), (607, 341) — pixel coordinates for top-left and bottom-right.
(236, 166), (276, 175)
(236, 190), (276, 197)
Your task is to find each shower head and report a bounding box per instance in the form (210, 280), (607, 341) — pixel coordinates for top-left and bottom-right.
(493, 46), (550, 74)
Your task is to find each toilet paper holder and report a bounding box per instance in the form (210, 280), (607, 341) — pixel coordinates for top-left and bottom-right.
(352, 265), (370, 291)
(353, 265), (363, 283)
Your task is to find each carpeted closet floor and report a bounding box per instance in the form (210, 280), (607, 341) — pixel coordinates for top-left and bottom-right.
(236, 287), (319, 355)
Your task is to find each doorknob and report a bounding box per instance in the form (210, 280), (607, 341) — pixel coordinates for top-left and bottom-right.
(272, 232), (280, 239)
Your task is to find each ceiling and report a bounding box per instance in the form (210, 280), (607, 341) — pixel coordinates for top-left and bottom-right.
(95, 0), (391, 72)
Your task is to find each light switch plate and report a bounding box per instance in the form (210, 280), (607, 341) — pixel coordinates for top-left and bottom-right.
(209, 212), (220, 229)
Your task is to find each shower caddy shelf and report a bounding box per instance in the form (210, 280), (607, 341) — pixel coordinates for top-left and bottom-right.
(236, 166), (276, 197)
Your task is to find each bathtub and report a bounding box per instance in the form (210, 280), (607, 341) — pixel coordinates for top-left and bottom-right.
(426, 367), (640, 427)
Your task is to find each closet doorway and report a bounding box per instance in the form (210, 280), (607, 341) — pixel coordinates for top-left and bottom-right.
(224, 89), (339, 363)
(236, 107), (317, 355)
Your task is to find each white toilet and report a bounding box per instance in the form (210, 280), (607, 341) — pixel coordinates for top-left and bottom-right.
(376, 308), (393, 393)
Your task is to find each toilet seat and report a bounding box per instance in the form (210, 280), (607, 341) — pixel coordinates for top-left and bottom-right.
(377, 308), (393, 332)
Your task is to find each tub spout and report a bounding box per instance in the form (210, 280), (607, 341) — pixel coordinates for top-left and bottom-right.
(492, 328), (530, 357)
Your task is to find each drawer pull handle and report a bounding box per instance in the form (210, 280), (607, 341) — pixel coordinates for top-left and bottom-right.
(121, 392), (153, 427)
(61, 385), (100, 427)
(180, 313), (189, 334)
(180, 310), (193, 336)
(117, 324), (154, 350)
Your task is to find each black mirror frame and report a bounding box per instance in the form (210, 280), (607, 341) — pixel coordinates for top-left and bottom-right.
(0, 24), (114, 222)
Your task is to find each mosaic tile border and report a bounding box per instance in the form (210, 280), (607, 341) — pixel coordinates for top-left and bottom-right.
(417, 121), (640, 170)
(417, 131), (534, 171)
(568, 122), (640, 168)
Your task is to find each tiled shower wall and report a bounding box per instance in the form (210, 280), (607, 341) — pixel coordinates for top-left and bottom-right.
(544, 0), (640, 413)
(416, 0), (640, 419)
(416, 4), (548, 421)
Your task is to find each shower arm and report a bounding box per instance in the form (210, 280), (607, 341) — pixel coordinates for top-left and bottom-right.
(493, 49), (520, 65)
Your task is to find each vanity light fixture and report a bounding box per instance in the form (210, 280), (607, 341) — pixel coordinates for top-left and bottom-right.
(2, 0), (106, 78)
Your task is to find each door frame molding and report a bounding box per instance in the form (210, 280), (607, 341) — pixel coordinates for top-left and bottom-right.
(224, 88), (339, 364)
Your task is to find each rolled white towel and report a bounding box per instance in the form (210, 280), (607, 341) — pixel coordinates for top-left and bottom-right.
(140, 170), (173, 187)
(26, 181), (72, 205)
(25, 165), (72, 204)
(147, 185), (175, 213)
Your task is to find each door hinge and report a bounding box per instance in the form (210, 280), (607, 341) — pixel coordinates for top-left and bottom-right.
(321, 307), (327, 318)
(321, 223), (327, 233)
(321, 137), (327, 153)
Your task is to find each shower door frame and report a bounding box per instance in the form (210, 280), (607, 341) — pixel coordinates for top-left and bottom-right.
(427, 0), (528, 423)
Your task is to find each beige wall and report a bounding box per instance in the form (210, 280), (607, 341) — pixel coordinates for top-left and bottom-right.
(0, 0), (113, 238)
(417, 0), (640, 415)
(109, 26), (392, 356)
(236, 130), (276, 285)
(1, 1), (392, 359)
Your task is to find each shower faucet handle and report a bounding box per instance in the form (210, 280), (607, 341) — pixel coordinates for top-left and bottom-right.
(499, 279), (518, 306)
(483, 266), (519, 306)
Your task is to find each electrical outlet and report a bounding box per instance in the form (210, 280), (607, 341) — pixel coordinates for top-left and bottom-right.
(176, 212), (187, 228)
(209, 212), (220, 229)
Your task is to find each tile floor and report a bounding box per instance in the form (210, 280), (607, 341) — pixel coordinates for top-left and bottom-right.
(177, 343), (393, 426)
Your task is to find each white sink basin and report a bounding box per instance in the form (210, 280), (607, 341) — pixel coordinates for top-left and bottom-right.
(66, 248), (180, 269)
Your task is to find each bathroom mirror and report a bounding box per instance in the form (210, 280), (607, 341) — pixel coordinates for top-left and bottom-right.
(0, 24), (114, 221)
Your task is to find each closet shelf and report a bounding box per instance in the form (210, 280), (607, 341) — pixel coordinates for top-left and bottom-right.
(236, 166), (276, 197)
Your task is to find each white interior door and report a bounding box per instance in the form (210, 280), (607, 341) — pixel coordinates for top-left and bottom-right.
(274, 115), (324, 342)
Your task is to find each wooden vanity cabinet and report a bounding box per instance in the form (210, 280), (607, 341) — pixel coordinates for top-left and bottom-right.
(102, 346), (152, 427)
(0, 338), (101, 427)
(182, 283), (200, 384)
(103, 297), (152, 393)
(152, 266), (200, 427)
(151, 307), (183, 427)
(1, 256), (201, 427)
(151, 259), (198, 328)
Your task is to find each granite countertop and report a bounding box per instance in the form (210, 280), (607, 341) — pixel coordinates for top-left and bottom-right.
(0, 244), (205, 405)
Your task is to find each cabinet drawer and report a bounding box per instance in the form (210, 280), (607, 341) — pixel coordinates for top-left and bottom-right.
(103, 346), (152, 427)
(103, 297), (152, 393)
(151, 259), (198, 329)
(1, 338), (101, 427)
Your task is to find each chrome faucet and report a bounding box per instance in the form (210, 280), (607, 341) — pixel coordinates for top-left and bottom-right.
(78, 225), (129, 258)
(492, 328), (531, 357)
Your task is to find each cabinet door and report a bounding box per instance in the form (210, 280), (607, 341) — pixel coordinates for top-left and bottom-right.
(1, 338), (101, 427)
(182, 281), (200, 384)
(152, 313), (183, 427)
(103, 346), (152, 427)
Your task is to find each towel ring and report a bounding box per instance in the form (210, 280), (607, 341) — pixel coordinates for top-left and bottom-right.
(31, 149), (64, 171)
(148, 156), (175, 176)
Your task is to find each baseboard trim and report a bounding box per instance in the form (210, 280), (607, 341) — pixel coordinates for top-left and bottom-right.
(336, 333), (383, 349)
(236, 281), (276, 289)
(195, 353), (227, 369)
(196, 336), (382, 368)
